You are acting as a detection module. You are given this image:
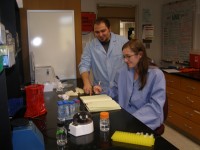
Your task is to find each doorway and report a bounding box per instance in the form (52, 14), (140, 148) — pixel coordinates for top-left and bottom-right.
(97, 4), (136, 38)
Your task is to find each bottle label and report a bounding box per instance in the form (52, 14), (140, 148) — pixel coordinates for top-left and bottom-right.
(100, 119), (110, 132)
(56, 129), (64, 135)
(56, 128), (67, 146)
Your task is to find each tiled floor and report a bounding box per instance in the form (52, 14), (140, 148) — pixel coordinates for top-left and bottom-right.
(162, 124), (200, 150)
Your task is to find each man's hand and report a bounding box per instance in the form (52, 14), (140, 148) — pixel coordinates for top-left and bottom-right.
(93, 85), (102, 95)
(83, 83), (92, 95)
(81, 72), (93, 95)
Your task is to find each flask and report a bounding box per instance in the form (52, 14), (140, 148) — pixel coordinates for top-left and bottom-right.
(100, 112), (110, 132)
(56, 121), (67, 146)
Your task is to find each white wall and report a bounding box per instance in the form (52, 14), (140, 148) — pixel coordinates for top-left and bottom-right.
(138, 0), (162, 64)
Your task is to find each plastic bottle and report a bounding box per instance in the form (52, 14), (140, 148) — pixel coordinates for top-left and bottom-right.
(63, 100), (69, 121)
(100, 112), (110, 132)
(74, 99), (80, 113)
(57, 100), (65, 121)
(100, 131), (110, 148)
(68, 100), (75, 120)
(56, 121), (67, 146)
(5, 30), (13, 45)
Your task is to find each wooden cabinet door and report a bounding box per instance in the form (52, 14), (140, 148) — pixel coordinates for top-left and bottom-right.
(167, 111), (200, 141)
(165, 73), (181, 89)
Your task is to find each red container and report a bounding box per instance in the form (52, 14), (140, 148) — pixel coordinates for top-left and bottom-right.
(81, 12), (96, 32)
(24, 84), (47, 118)
(190, 53), (200, 69)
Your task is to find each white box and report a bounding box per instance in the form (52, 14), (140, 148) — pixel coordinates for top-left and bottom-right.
(35, 66), (56, 84)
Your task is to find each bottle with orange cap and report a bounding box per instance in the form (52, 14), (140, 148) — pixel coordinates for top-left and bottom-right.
(100, 112), (110, 132)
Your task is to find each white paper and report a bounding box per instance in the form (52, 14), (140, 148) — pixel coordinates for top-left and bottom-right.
(162, 69), (180, 73)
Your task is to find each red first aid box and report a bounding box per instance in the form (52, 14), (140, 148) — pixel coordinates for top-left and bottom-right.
(81, 12), (96, 32)
(190, 52), (200, 69)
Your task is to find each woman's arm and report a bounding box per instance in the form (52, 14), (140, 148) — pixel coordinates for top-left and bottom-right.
(133, 69), (166, 130)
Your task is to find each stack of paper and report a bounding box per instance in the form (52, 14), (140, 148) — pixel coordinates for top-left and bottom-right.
(162, 69), (180, 73)
(80, 94), (121, 112)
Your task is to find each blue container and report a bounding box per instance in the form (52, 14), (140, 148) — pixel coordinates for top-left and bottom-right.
(12, 121), (45, 150)
(8, 97), (24, 117)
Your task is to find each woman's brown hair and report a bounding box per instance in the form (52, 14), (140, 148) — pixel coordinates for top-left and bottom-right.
(122, 39), (149, 90)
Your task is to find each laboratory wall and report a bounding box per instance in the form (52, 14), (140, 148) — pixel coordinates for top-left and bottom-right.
(81, 0), (163, 65)
(81, 0), (200, 65)
(162, 0), (200, 52)
(193, 0), (200, 50)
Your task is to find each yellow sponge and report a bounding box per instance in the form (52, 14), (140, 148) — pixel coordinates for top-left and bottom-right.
(111, 131), (155, 147)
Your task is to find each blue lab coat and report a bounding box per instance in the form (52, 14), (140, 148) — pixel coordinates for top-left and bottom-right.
(108, 65), (166, 130)
(79, 32), (128, 91)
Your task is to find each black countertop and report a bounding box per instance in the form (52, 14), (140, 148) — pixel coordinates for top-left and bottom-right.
(161, 66), (200, 81)
(172, 71), (200, 81)
(160, 61), (200, 81)
(35, 80), (178, 150)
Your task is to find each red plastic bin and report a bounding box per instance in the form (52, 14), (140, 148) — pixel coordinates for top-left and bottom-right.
(24, 84), (47, 118)
(190, 52), (200, 69)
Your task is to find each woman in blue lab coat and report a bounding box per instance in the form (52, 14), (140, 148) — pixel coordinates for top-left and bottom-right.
(94, 39), (166, 130)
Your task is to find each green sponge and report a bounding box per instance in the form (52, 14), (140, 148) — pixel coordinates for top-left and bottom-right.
(111, 131), (155, 147)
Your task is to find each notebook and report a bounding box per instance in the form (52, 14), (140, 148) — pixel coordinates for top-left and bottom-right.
(80, 94), (121, 112)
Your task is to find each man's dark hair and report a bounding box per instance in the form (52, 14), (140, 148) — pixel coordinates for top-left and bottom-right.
(94, 17), (110, 28)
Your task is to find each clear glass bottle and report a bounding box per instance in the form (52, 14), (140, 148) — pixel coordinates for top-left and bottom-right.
(100, 112), (110, 132)
(56, 121), (67, 146)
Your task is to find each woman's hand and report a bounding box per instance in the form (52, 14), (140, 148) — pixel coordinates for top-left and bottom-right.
(93, 85), (102, 94)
